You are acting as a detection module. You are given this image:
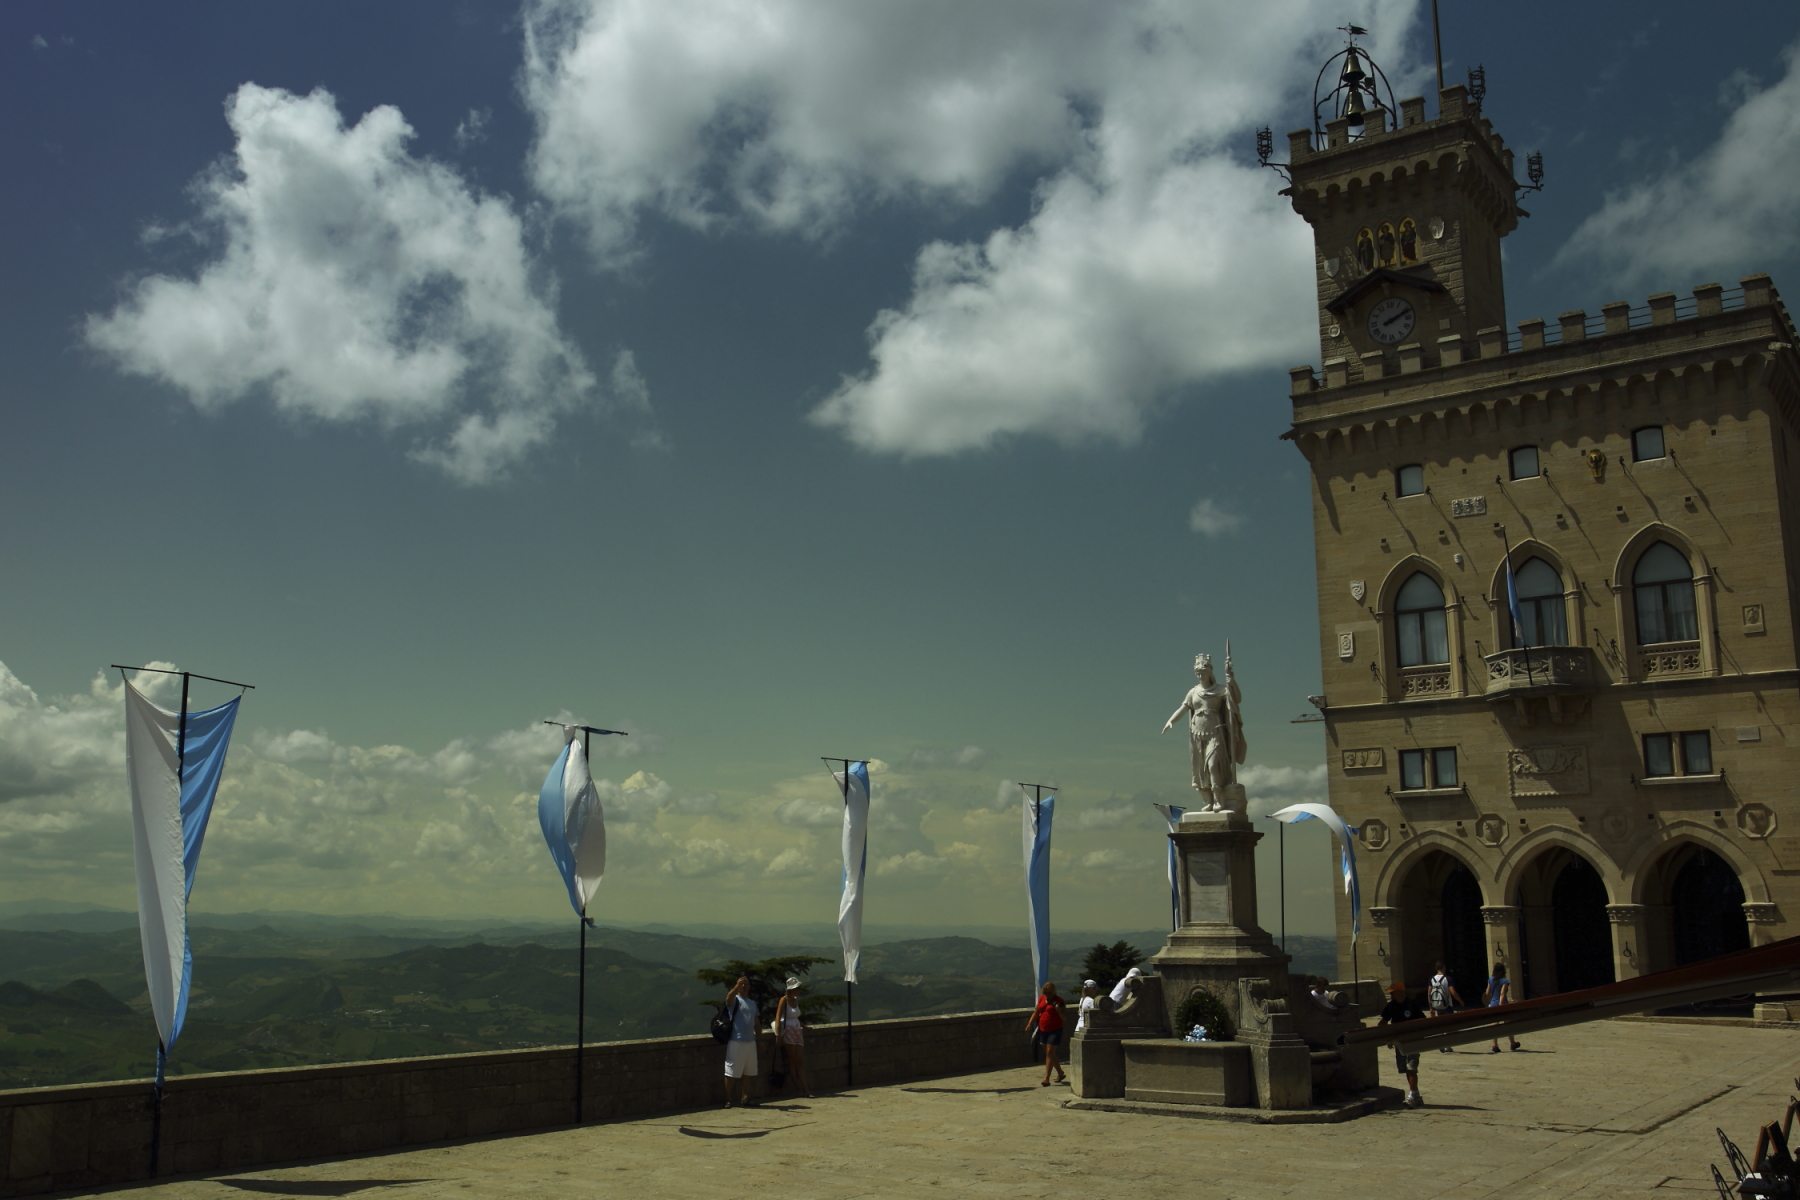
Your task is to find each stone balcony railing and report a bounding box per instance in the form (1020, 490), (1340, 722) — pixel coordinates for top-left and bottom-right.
(1398, 664), (1452, 699)
(1483, 645), (1598, 694)
(1639, 640), (1703, 678)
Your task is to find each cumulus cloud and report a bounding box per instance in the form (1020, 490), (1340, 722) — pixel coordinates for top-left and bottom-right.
(900, 744), (989, 771)
(774, 796), (841, 827)
(660, 837), (761, 877)
(0, 664), (127, 803)
(1074, 801), (1141, 831)
(1238, 762), (1328, 818)
(85, 83), (649, 485)
(874, 850), (951, 877)
(1079, 848), (1134, 870)
(1557, 38), (1800, 286)
(1188, 498), (1245, 538)
(763, 846), (815, 878)
(522, 0), (1417, 455)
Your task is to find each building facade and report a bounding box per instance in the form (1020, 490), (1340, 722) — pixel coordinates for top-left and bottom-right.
(1279, 68), (1799, 998)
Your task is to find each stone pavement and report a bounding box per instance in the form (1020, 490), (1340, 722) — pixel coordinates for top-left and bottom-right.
(103, 1021), (1797, 1199)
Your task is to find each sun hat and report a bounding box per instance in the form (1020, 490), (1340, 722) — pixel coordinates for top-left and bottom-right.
(1082, 979), (1097, 988)
(785, 977), (802, 991)
(1386, 982), (1406, 994)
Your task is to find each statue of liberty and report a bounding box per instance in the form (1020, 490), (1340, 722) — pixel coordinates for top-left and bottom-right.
(1160, 646), (1246, 813)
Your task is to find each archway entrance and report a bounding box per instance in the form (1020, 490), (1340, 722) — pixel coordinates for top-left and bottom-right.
(1512, 845), (1615, 997)
(1641, 843), (1751, 974)
(1393, 849), (1485, 998)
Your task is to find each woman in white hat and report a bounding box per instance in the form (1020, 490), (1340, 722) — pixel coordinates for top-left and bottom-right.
(773, 976), (812, 1098)
(1076, 980), (1099, 1034)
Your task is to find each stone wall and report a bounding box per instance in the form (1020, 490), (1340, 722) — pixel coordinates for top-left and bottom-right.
(0, 1007), (1032, 1197)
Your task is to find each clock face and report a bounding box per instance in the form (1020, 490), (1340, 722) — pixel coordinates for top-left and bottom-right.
(1367, 297), (1416, 346)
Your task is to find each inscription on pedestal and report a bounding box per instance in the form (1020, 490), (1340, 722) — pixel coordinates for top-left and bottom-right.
(1186, 849), (1229, 923)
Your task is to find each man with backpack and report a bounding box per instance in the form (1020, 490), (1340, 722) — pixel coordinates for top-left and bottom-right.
(1427, 961), (1465, 1053)
(717, 975), (759, 1107)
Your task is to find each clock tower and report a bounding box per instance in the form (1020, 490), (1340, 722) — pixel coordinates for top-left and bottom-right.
(1279, 36), (1527, 384)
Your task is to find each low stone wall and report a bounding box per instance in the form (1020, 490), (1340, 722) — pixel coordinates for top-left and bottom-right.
(0, 1007), (1032, 1197)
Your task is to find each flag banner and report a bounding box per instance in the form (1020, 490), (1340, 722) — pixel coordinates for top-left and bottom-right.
(125, 681), (241, 1056)
(1506, 553), (1527, 648)
(1152, 803), (1186, 931)
(836, 761), (870, 983)
(537, 730), (606, 917)
(1023, 793), (1055, 993)
(1269, 803), (1362, 941)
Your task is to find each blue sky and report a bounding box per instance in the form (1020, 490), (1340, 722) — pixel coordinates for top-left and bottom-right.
(3, 1), (1798, 936)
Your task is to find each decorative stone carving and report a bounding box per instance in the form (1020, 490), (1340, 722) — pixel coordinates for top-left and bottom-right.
(1484, 646), (1597, 692)
(1338, 632), (1355, 659)
(1475, 814), (1507, 847)
(1368, 906), (1399, 927)
(1358, 819), (1389, 851)
(1162, 650), (1247, 813)
(1606, 904), (1646, 925)
(1450, 496), (1487, 518)
(1480, 905), (1517, 926)
(1640, 642), (1703, 676)
(1341, 747), (1385, 771)
(1737, 803), (1778, 839)
(1599, 808), (1632, 840)
(1350, 579), (1366, 603)
(1744, 604), (1766, 634)
(1743, 903), (1778, 925)
(1508, 744), (1590, 797)
(1400, 665), (1452, 698)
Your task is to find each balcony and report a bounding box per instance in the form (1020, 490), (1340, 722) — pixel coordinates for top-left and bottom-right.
(1639, 640), (1703, 678)
(1483, 646), (1599, 725)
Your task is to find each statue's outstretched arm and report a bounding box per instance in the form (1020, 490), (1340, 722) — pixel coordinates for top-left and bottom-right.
(1161, 702), (1191, 733)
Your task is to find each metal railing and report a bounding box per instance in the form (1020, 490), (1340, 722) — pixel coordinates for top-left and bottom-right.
(1501, 288), (1748, 353)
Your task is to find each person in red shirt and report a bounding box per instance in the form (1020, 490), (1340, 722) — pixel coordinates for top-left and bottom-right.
(1023, 981), (1069, 1086)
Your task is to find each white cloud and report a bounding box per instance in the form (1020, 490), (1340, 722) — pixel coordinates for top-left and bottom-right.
(900, 744), (989, 771)
(1075, 801), (1140, 831)
(763, 846), (815, 877)
(1238, 762), (1328, 818)
(1079, 848), (1134, 870)
(874, 850), (950, 876)
(660, 837), (760, 877)
(85, 83), (648, 485)
(774, 796), (841, 828)
(1557, 38), (1800, 287)
(522, 0), (1417, 456)
(1188, 497), (1245, 538)
(453, 107), (491, 150)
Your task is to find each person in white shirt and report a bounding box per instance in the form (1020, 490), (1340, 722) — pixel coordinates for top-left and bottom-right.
(1075, 980), (1099, 1032)
(1427, 961), (1464, 1053)
(1108, 967), (1144, 1009)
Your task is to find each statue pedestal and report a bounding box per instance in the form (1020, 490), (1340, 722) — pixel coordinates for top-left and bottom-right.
(1149, 798), (1290, 1044)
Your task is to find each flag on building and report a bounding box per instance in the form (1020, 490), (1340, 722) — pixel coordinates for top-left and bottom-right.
(1023, 790), (1055, 994)
(125, 680), (241, 1068)
(836, 761), (870, 983)
(537, 729), (607, 918)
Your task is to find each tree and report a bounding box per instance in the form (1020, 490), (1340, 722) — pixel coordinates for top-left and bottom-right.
(1080, 940), (1145, 992)
(695, 955), (841, 1025)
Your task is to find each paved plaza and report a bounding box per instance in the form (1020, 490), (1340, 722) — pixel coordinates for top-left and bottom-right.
(106, 1021), (1795, 1200)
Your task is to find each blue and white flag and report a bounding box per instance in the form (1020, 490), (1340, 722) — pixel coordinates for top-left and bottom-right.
(125, 681), (241, 1062)
(537, 730), (606, 918)
(1151, 803), (1186, 931)
(1505, 553), (1528, 648)
(1022, 791), (1055, 994)
(836, 761), (871, 983)
(1270, 803), (1361, 941)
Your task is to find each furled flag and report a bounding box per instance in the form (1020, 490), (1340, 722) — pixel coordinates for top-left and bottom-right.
(1151, 803), (1186, 931)
(1269, 803), (1362, 941)
(537, 729), (607, 917)
(125, 680), (241, 1069)
(1023, 791), (1055, 994)
(1506, 552), (1528, 648)
(836, 761), (871, 983)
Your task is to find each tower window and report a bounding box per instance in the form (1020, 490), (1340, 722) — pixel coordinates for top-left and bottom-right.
(1395, 572), (1449, 666)
(1508, 446), (1539, 480)
(1510, 556), (1568, 646)
(1399, 747), (1458, 790)
(1633, 541), (1697, 644)
(1632, 426), (1666, 461)
(1395, 464), (1425, 497)
(1642, 731), (1713, 777)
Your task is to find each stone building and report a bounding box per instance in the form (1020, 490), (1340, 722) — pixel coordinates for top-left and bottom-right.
(1277, 58), (1798, 998)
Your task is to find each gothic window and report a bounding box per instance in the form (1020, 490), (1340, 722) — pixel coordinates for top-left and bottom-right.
(1355, 228), (1375, 273)
(1511, 556), (1568, 646)
(1395, 572), (1449, 666)
(1395, 464), (1424, 496)
(1633, 541), (1698, 644)
(1508, 445), (1539, 479)
(1376, 222), (1396, 266)
(1632, 426), (1666, 461)
(1398, 217), (1418, 263)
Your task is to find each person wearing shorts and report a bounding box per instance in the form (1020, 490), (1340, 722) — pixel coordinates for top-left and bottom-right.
(773, 976), (811, 1097)
(721, 975), (759, 1107)
(1023, 981), (1068, 1086)
(1379, 982), (1428, 1108)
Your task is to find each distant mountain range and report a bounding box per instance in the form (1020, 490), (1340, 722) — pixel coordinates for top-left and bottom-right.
(0, 910), (1337, 1091)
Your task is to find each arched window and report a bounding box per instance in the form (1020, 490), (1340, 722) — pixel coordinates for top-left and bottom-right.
(1633, 541), (1697, 644)
(1511, 557), (1568, 646)
(1395, 572), (1449, 666)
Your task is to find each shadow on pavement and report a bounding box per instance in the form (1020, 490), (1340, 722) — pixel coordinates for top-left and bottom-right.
(217, 1182), (432, 1197)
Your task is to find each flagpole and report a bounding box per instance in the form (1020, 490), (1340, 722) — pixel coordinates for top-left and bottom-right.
(1278, 819), (1287, 955)
(147, 673), (191, 1179)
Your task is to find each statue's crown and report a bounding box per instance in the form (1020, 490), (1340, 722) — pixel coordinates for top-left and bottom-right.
(1194, 653), (1212, 670)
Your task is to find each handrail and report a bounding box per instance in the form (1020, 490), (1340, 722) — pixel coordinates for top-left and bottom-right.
(1341, 934), (1800, 1054)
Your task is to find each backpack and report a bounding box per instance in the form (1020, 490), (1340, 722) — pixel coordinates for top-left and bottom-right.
(1429, 976), (1451, 1009)
(709, 997), (737, 1044)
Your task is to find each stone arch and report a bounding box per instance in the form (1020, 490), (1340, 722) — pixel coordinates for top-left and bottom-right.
(1621, 823), (1769, 903)
(1370, 830), (1492, 909)
(1494, 826), (1627, 903)
(1496, 829), (1621, 997)
(1368, 833), (1491, 991)
(1627, 826), (1766, 975)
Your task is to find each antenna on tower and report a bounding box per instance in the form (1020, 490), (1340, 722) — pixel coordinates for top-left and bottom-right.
(1466, 64), (1487, 114)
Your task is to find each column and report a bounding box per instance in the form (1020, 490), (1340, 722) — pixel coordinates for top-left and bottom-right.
(1607, 904), (1647, 980)
(1369, 907), (1402, 992)
(1481, 905), (1521, 983)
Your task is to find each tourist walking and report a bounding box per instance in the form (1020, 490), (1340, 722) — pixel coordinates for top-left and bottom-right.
(1428, 961), (1464, 1052)
(1486, 962), (1520, 1053)
(1379, 982), (1428, 1108)
(1024, 981), (1068, 1086)
(721, 974), (759, 1107)
(773, 976), (812, 1097)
